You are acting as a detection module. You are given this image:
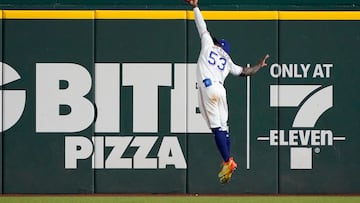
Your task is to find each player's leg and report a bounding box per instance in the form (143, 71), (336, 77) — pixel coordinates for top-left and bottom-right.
(219, 87), (231, 156)
(202, 85), (231, 162)
(225, 131), (231, 154)
(199, 86), (229, 161)
(211, 127), (230, 162)
(217, 88), (237, 184)
(199, 85), (235, 183)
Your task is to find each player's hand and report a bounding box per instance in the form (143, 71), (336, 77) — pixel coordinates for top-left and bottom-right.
(184, 0), (198, 8)
(258, 54), (270, 68)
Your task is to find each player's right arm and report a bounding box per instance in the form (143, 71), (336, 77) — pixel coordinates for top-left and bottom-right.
(186, 0), (213, 47)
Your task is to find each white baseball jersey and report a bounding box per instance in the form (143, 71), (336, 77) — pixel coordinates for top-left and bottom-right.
(194, 7), (243, 130)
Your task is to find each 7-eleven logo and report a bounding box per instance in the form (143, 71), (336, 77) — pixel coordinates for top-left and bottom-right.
(258, 85), (345, 169)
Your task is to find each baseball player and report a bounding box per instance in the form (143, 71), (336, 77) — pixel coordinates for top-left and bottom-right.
(185, 0), (270, 184)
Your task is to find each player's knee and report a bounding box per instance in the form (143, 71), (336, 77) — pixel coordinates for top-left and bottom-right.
(211, 127), (228, 135)
(211, 127), (221, 135)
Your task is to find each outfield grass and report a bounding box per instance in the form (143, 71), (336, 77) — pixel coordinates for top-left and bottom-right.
(0, 196), (359, 203)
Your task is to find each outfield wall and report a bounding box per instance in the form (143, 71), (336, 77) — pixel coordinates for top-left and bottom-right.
(0, 4), (360, 194)
(1, 0), (359, 10)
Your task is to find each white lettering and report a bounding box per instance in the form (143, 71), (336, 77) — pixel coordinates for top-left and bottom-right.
(171, 64), (187, 133)
(267, 130), (334, 146)
(36, 63), (94, 132)
(0, 62), (26, 132)
(92, 136), (104, 169)
(269, 63), (333, 79)
(105, 136), (132, 169)
(288, 130), (298, 146)
(66, 136), (187, 169)
(311, 130), (321, 145)
(321, 130), (333, 145)
(65, 136), (93, 169)
(313, 64), (325, 78)
(270, 130), (279, 146)
(323, 64), (333, 78)
(158, 136), (187, 169)
(122, 63), (172, 133)
(299, 130), (311, 146)
(95, 63), (120, 133)
(270, 64), (282, 78)
(282, 64), (293, 78)
(300, 64), (311, 78)
(279, 130), (288, 145)
(131, 136), (158, 169)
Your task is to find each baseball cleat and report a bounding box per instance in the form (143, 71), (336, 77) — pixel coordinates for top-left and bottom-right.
(218, 157), (237, 184)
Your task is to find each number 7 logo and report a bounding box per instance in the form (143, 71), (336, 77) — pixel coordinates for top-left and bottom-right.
(270, 85), (333, 128)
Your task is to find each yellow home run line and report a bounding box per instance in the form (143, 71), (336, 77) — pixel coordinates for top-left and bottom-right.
(280, 11), (360, 20)
(1, 10), (360, 20)
(2, 10), (95, 19)
(96, 10), (186, 19)
(187, 10), (278, 20)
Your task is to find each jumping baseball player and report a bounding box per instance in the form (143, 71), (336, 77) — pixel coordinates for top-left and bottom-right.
(185, 0), (270, 184)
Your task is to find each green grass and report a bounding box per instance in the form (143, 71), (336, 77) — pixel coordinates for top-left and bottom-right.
(0, 196), (359, 203)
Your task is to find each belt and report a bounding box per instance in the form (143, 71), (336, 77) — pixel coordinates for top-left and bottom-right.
(202, 78), (223, 88)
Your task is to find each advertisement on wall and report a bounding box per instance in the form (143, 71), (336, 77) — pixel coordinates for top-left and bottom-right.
(0, 10), (359, 194)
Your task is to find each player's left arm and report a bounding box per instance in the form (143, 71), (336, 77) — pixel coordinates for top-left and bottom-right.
(240, 54), (270, 77)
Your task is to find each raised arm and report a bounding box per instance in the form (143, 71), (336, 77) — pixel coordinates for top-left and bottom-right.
(193, 6), (207, 38)
(240, 54), (270, 76)
(186, 0), (213, 46)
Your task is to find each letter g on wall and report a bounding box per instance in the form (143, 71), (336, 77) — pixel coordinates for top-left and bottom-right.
(0, 62), (26, 132)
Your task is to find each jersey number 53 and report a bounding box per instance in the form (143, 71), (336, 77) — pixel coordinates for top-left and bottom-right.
(208, 51), (227, 71)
